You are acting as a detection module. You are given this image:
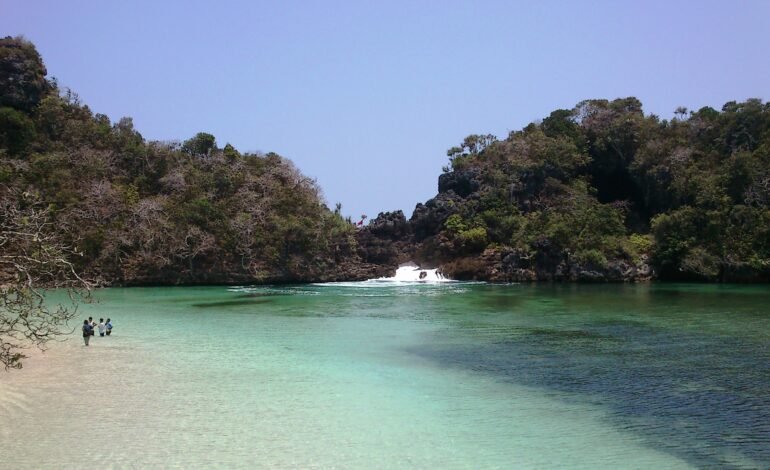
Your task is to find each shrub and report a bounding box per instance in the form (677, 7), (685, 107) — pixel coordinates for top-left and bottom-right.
(459, 227), (488, 252)
(573, 249), (609, 269)
(0, 106), (35, 155)
(681, 247), (720, 279)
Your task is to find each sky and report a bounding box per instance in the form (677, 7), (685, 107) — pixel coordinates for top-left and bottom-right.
(2, 0), (769, 220)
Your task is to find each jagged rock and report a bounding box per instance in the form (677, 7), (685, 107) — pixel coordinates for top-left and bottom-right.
(0, 36), (50, 111)
(436, 246), (653, 283)
(356, 210), (414, 269)
(437, 169), (480, 197)
(410, 191), (463, 241)
(531, 239), (566, 280)
(439, 256), (488, 280)
(571, 267), (606, 282)
(604, 260), (635, 280)
(367, 210), (410, 239)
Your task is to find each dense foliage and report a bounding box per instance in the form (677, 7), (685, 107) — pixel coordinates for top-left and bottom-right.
(2, 37), (768, 284)
(0, 37), (361, 285)
(415, 97), (770, 281)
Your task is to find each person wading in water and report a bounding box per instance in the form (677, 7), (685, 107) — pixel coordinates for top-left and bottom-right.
(82, 320), (93, 346)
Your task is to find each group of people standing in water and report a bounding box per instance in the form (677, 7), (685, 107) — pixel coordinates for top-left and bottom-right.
(82, 316), (113, 346)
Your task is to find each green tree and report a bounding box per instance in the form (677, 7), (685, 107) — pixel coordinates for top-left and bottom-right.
(182, 132), (217, 157)
(0, 107), (36, 155)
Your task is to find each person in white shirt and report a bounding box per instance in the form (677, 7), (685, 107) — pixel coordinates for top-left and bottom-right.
(98, 318), (106, 337)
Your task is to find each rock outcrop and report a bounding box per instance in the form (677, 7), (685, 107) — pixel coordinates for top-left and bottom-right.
(355, 169), (655, 283)
(356, 210), (413, 271)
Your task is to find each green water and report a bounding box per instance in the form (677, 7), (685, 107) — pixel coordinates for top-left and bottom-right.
(1, 282), (769, 468)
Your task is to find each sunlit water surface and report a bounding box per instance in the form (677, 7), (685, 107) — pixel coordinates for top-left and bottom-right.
(1, 283), (769, 468)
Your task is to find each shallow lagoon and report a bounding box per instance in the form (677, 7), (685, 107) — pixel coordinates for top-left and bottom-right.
(1, 283), (769, 468)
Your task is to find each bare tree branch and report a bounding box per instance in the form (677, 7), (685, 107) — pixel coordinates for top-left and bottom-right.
(0, 187), (92, 370)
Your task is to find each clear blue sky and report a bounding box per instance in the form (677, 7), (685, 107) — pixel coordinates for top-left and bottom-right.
(2, 1), (769, 220)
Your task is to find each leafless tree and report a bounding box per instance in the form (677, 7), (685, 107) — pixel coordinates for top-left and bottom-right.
(178, 226), (215, 274)
(0, 188), (91, 370)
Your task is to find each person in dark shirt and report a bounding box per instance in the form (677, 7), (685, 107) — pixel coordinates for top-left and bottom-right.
(82, 319), (92, 346)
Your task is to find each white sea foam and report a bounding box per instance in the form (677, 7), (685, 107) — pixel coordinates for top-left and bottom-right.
(229, 263), (464, 292)
(376, 263), (449, 282)
(312, 262), (455, 288)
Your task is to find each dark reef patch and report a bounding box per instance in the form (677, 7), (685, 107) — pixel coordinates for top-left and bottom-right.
(408, 321), (770, 468)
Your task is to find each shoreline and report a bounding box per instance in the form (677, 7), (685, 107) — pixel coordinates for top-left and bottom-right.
(53, 278), (770, 289)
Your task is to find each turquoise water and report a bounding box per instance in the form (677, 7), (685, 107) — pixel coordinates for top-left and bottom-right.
(1, 283), (769, 468)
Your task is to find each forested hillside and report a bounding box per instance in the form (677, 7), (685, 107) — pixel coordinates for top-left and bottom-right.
(2, 36), (769, 285)
(362, 96), (770, 282)
(0, 36), (383, 285)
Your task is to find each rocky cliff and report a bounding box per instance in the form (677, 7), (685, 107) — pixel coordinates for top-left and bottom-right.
(356, 175), (654, 283)
(357, 97), (770, 283)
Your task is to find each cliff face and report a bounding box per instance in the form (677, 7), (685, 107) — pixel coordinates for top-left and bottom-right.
(356, 179), (654, 283)
(413, 167), (655, 282)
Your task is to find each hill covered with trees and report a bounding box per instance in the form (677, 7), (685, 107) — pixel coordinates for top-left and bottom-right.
(2, 37), (769, 285)
(361, 96), (770, 282)
(0, 36), (385, 286)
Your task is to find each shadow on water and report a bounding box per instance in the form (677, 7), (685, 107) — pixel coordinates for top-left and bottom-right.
(409, 284), (770, 469)
(526, 327), (614, 341)
(190, 297), (273, 308)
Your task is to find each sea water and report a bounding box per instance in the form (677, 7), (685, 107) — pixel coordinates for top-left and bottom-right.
(1, 282), (769, 468)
